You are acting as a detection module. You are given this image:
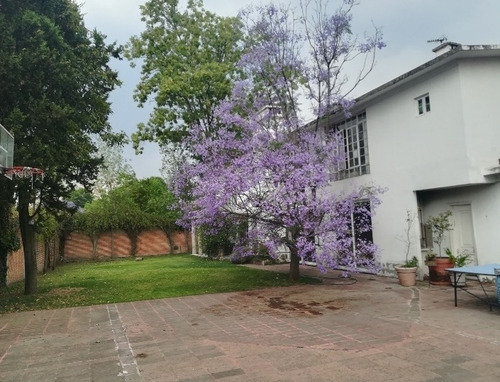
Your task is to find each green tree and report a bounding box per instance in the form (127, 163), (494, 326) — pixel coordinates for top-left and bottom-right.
(128, 177), (181, 249)
(74, 177), (180, 257)
(76, 187), (149, 258)
(126, 0), (243, 150)
(92, 137), (135, 198)
(69, 188), (93, 209)
(0, 0), (124, 294)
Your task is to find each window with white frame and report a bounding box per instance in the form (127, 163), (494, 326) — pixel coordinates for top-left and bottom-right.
(416, 94), (431, 115)
(331, 111), (369, 180)
(338, 200), (374, 258)
(307, 200), (374, 264)
(352, 200), (374, 250)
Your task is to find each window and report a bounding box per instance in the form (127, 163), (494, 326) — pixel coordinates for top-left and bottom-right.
(331, 111), (369, 180)
(352, 200), (374, 248)
(305, 200), (374, 266)
(341, 200), (375, 259)
(416, 94), (431, 115)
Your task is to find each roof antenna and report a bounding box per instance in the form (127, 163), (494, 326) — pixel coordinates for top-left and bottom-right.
(427, 36), (448, 45)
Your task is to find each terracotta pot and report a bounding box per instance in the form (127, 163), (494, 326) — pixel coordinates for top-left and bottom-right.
(395, 266), (417, 287)
(428, 257), (453, 285)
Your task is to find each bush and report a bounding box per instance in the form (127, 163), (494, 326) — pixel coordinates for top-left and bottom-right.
(199, 224), (235, 258)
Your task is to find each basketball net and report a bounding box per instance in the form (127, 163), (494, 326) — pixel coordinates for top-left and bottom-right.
(3, 166), (45, 186)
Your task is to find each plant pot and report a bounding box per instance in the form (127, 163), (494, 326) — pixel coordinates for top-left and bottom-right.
(427, 257), (453, 286)
(395, 266), (417, 287)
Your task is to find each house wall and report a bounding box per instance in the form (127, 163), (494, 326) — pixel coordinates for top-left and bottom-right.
(419, 184), (500, 265)
(460, 58), (500, 178)
(329, 54), (500, 276)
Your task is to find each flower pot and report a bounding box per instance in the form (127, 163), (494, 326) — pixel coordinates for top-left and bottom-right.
(395, 266), (417, 287)
(428, 257), (453, 286)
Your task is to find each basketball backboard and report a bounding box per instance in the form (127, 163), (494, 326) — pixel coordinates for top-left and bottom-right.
(0, 123), (14, 179)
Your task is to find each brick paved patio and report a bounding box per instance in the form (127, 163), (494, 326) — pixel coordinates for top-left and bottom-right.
(1, 265), (499, 381)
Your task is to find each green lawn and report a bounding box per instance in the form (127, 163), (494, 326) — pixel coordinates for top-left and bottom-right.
(0, 254), (315, 313)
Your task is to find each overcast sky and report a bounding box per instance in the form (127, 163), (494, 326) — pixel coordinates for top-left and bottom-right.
(80, 0), (500, 179)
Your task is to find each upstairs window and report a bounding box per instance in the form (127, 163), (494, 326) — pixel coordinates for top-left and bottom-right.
(416, 94), (431, 115)
(331, 111), (369, 180)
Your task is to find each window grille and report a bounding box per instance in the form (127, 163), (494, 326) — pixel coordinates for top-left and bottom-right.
(331, 112), (369, 180)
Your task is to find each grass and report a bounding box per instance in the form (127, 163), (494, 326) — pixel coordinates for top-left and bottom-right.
(0, 254), (317, 313)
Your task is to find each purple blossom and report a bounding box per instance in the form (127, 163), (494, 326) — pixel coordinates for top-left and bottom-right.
(174, 0), (385, 279)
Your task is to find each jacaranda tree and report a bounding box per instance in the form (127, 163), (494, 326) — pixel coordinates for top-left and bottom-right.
(175, 0), (385, 280)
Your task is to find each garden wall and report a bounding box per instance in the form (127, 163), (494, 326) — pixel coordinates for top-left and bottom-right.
(6, 229), (191, 285)
(7, 236), (59, 285)
(64, 229), (191, 260)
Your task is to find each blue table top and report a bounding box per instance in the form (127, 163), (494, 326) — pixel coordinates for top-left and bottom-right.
(446, 263), (500, 276)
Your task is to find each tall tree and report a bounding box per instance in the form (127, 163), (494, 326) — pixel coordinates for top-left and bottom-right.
(126, 0), (244, 151)
(92, 137), (135, 199)
(175, 0), (385, 280)
(0, 0), (123, 294)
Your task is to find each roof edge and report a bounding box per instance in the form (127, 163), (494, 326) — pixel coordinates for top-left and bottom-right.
(355, 44), (500, 107)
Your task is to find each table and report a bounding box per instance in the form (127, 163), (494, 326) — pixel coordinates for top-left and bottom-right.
(445, 263), (500, 309)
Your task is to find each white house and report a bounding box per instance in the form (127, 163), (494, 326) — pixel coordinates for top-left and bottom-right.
(327, 42), (500, 278)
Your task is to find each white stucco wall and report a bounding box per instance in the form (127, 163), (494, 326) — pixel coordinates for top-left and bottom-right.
(460, 58), (500, 179)
(329, 53), (500, 276)
(419, 184), (500, 265)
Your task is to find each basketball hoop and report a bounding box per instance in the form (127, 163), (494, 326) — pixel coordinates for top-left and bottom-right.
(2, 166), (45, 181)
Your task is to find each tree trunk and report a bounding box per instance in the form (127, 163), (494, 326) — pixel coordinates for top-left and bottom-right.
(43, 240), (49, 274)
(91, 235), (98, 259)
(185, 231), (191, 253)
(163, 229), (174, 254)
(18, 191), (37, 295)
(58, 231), (68, 261)
(0, 200), (10, 287)
(127, 231), (138, 257)
(50, 240), (56, 271)
(289, 247), (300, 281)
(0, 176), (16, 287)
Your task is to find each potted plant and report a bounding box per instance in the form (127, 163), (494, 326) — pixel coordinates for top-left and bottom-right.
(425, 210), (454, 285)
(446, 248), (471, 286)
(394, 211), (419, 286)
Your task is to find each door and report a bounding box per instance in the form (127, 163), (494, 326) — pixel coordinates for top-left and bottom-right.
(451, 204), (477, 265)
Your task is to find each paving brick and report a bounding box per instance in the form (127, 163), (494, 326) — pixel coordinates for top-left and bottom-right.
(1, 265), (500, 381)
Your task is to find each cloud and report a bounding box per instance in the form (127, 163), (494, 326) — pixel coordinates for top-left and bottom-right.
(79, 0), (500, 179)
(81, 0), (147, 47)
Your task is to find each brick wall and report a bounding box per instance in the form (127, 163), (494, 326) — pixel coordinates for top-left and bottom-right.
(7, 248), (24, 285)
(6, 235), (59, 285)
(64, 232), (93, 260)
(64, 229), (191, 261)
(137, 230), (169, 255)
(96, 231), (131, 258)
(6, 229), (191, 285)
